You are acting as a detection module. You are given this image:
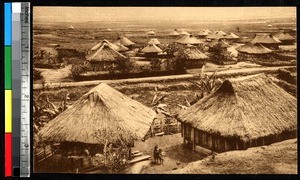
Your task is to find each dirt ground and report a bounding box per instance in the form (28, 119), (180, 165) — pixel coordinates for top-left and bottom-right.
(130, 133), (208, 174)
(37, 65), (73, 83)
(169, 138), (297, 174)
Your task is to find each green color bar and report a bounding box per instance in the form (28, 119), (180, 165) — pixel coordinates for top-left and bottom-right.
(5, 46), (12, 89)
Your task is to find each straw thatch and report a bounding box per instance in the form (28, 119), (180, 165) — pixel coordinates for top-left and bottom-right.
(206, 30), (227, 40)
(105, 28), (112, 32)
(39, 83), (157, 144)
(273, 32), (294, 41)
(68, 25), (74, 29)
(251, 34), (281, 44)
(177, 74), (296, 142)
(179, 30), (190, 35)
(147, 30), (156, 35)
(236, 43), (272, 54)
(183, 48), (209, 60)
(86, 43), (126, 62)
(141, 44), (163, 53)
(114, 42), (129, 52)
(208, 39), (230, 49)
(148, 38), (161, 45)
(115, 36), (135, 46)
(176, 35), (203, 45)
(91, 39), (120, 52)
(169, 29), (180, 36)
(198, 29), (210, 36)
(224, 33), (240, 39)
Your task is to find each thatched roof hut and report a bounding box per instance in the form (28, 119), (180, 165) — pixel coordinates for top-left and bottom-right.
(115, 36), (135, 47)
(176, 35), (203, 45)
(182, 48), (209, 60)
(141, 44), (163, 54)
(236, 43), (272, 55)
(251, 34), (281, 49)
(68, 25), (74, 30)
(224, 33), (240, 40)
(178, 74), (297, 150)
(198, 29), (211, 37)
(177, 74), (296, 152)
(169, 29), (180, 36)
(252, 34), (281, 44)
(114, 42), (129, 52)
(39, 83), (157, 145)
(273, 32), (295, 45)
(91, 39), (120, 52)
(179, 30), (190, 36)
(208, 39), (230, 49)
(86, 43), (126, 62)
(206, 30), (227, 40)
(147, 30), (156, 36)
(148, 38), (161, 45)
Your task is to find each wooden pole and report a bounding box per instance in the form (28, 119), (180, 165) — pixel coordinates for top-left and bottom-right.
(192, 128), (195, 152)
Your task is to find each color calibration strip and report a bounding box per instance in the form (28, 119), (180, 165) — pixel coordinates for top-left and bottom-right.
(5, 2), (13, 177)
(5, 2), (31, 177)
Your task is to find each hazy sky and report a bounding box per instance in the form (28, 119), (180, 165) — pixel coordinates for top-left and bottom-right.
(34, 7), (296, 22)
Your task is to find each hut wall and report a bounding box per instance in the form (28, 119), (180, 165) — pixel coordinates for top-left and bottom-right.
(181, 123), (297, 152)
(90, 61), (115, 71)
(185, 60), (206, 69)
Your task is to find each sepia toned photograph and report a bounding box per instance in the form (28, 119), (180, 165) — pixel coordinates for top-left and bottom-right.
(33, 7), (297, 174)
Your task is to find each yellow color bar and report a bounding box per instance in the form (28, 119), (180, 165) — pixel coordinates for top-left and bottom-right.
(5, 90), (12, 133)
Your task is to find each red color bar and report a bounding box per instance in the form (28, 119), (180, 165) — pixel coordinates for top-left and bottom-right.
(5, 133), (12, 176)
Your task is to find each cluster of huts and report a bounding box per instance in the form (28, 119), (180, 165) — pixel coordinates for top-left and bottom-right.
(82, 28), (295, 73)
(37, 73), (296, 168)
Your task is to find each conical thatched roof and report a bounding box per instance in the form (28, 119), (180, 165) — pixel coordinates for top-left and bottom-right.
(68, 25), (74, 29)
(198, 29), (210, 36)
(273, 32), (294, 41)
(177, 74), (297, 142)
(208, 39), (230, 48)
(114, 42), (129, 52)
(224, 33), (240, 39)
(206, 30), (227, 40)
(141, 44), (163, 53)
(176, 35), (203, 45)
(182, 48), (209, 60)
(39, 83), (156, 144)
(91, 39), (120, 52)
(251, 34), (281, 44)
(86, 43), (126, 62)
(236, 43), (272, 54)
(115, 36), (135, 46)
(148, 38), (161, 45)
(179, 30), (190, 35)
(147, 30), (156, 35)
(169, 29), (180, 36)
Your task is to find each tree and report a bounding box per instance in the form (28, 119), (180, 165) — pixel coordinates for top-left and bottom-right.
(150, 58), (161, 72)
(236, 26), (240, 33)
(115, 58), (133, 74)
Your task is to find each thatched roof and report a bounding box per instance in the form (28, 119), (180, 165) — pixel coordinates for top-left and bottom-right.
(141, 44), (163, 53)
(236, 43), (272, 54)
(68, 25), (74, 29)
(147, 30), (156, 35)
(251, 34), (281, 44)
(105, 28), (112, 32)
(177, 74), (296, 142)
(206, 30), (227, 39)
(148, 38), (161, 45)
(39, 83), (157, 144)
(169, 29), (180, 36)
(182, 48), (209, 60)
(176, 35), (204, 45)
(208, 39), (230, 48)
(224, 33), (240, 39)
(115, 36), (135, 46)
(114, 42), (129, 52)
(179, 30), (190, 35)
(91, 39), (120, 52)
(273, 32), (294, 41)
(198, 29), (211, 36)
(86, 43), (126, 62)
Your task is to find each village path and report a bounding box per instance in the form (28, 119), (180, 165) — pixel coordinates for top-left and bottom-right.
(33, 65), (294, 90)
